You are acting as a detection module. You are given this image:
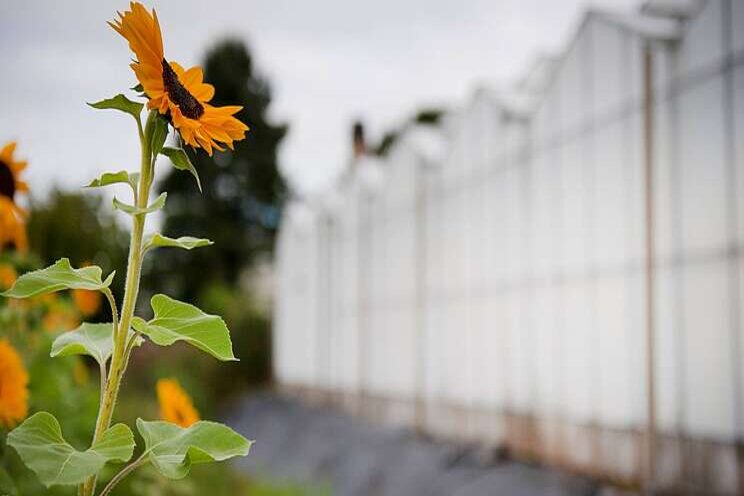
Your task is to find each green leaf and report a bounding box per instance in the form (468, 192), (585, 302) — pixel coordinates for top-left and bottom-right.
(88, 94), (143, 120)
(136, 419), (251, 480)
(7, 412), (134, 487)
(150, 114), (169, 156)
(131, 294), (236, 361)
(85, 170), (139, 193)
(131, 83), (144, 93)
(160, 147), (202, 192)
(144, 234), (213, 252)
(113, 192), (167, 216)
(2, 258), (114, 299)
(0, 465), (18, 496)
(50, 323), (143, 367)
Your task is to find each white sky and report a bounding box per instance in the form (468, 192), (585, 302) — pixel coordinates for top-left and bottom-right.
(1, 0), (640, 200)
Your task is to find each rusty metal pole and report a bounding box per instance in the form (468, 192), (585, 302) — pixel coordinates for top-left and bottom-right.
(642, 42), (657, 495)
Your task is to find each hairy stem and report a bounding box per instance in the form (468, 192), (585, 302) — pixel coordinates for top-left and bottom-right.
(98, 453), (147, 496)
(81, 111), (157, 496)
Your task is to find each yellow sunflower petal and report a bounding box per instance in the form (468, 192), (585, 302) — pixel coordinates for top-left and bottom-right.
(0, 339), (29, 428)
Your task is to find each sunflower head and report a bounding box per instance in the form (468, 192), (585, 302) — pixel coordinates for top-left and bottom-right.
(156, 378), (199, 427)
(0, 339), (29, 429)
(110, 2), (249, 156)
(0, 142), (29, 252)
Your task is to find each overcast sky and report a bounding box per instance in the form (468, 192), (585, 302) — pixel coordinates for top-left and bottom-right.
(1, 0), (640, 201)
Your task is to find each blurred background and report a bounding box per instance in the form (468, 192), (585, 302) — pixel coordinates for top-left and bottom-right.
(2, 0), (743, 494)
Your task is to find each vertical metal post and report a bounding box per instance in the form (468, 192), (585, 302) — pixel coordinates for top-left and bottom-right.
(358, 193), (371, 414)
(414, 160), (428, 431)
(643, 43), (657, 494)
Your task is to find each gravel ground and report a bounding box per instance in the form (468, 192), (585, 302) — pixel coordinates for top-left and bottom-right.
(225, 393), (606, 496)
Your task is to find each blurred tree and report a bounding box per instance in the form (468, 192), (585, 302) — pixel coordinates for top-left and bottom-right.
(27, 189), (129, 301)
(373, 107), (444, 156)
(147, 39), (287, 301)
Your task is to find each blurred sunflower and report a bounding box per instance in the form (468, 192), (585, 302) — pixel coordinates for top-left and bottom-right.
(0, 339), (29, 429)
(0, 142), (29, 252)
(0, 263), (17, 290)
(42, 303), (80, 333)
(110, 2), (249, 155)
(156, 378), (199, 427)
(72, 289), (101, 317)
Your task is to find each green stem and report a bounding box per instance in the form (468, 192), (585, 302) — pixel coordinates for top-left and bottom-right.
(97, 453), (147, 496)
(81, 111), (158, 496)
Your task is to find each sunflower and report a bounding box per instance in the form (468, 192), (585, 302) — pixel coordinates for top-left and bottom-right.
(0, 339), (29, 429)
(0, 142), (29, 252)
(42, 303), (80, 333)
(110, 2), (248, 156)
(72, 289), (102, 317)
(156, 378), (199, 427)
(0, 263), (18, 290)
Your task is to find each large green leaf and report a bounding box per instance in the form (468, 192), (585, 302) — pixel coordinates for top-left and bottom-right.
(131, 294), (236, 361)
(85, 170), (139, 193)
(136, 419), (251, 480)
(160, 147), (201, 192)
(0, 466), (17, 495)
(112, 192), (167, 216)
(50, 323), (143, 366)
(144, 233), (213, 252)
(7, 412), (134, 487)
(1, 259), (114, 299)
(88, 94), (143, 121)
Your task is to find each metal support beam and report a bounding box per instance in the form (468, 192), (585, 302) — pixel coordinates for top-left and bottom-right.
(643, 43), (657, 495)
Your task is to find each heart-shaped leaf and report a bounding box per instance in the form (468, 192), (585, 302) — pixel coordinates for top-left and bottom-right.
(113, 192), (167, 216)
(51, 323), (143, 367)
(131, 294), (236, 361)
(144, 234), (213, 252)
(160, 147), (201, 192)
(2, 259), (114, 299)
(85, 170), (139, 193)
(136, 419), (251, 480)
(7, 412), (134, 487)
(88, 94), (143, 121)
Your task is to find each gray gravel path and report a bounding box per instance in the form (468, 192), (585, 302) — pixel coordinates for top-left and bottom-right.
(226, 393), (603, 496)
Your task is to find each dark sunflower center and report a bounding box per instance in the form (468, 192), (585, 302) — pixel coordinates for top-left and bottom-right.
(0, 160), (16, 200)
(162, 59), (204, 119)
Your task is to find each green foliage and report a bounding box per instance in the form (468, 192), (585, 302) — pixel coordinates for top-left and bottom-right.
(26, 188), (129, 302)
(147, 39), (287, 301)
(88, 94), (143, 121)
(0, 465), (17, 495)
(414, 107), (444, 125)
(1, 258), (113, 299)
(150, 115), (169, 157)
(7, 412), (134, 487)
(160, 147), (201, 192)
(86, 171), (139, 194)
(144, 234), (213, 252)
(136, 419), (252, 480)
(197, 282), (272, 391)
(112, 192), (167, 216)
(51, 323), (142, 367)
(373, 106), (445, 156)
(131, 295), (236, 361)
